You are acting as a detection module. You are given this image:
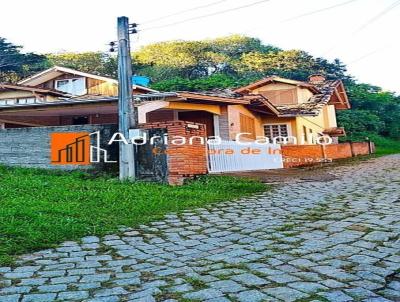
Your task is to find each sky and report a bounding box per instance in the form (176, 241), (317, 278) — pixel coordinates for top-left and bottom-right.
(1, 0), (399, 93)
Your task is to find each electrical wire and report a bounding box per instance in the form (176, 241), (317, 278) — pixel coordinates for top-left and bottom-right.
(322, 0), (400, 56)
(353, 0), (400, 34)
(346, 44), (394, 64)
(282, 0), (359, 22)
(140, 0), (273, 32)
(140, 0), (230, 25)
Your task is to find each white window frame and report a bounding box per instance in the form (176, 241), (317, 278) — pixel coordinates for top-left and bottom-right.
(16, 97), (37, 105)
(55, 77), (86, 95)
(0, 99), (17, 105)
(263, 123), (292, 143)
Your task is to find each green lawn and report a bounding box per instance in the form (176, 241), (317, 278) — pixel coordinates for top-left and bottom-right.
(372, 135), (400, 156)
(0, 166), (266, 265)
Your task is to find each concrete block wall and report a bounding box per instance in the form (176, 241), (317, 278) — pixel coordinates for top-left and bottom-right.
(0, 124), (118, 171)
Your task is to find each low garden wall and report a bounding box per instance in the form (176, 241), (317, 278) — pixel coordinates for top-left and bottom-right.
(282, 141), (375, 168)
(0, 121), (375, 183)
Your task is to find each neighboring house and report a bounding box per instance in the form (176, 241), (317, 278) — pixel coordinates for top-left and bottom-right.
(0, 84), (69, 106)
(0, 66), (156, 128)
(0, 84), (70, 127)
(0, 70), (350, 145)
(17, 66), (156, 96)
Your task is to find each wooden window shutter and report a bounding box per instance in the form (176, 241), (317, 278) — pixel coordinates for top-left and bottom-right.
(259, 89), (297, 105)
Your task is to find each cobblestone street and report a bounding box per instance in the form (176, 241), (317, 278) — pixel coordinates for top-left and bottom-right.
(1, 155), (400, 302)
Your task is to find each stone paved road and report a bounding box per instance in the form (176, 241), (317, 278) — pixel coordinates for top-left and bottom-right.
(1, 155), (400, 302)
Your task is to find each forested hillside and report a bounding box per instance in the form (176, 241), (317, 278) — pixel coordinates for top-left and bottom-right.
(1, 35), (398, 153)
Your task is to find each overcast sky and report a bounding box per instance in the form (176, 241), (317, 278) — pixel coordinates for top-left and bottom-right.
(1, 0), (399, 93)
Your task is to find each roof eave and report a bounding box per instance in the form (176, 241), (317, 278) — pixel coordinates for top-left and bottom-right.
(18, 66), (119, 86)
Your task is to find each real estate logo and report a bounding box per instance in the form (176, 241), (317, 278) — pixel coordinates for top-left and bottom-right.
(51, 132), (91, 165)
(50, 131), (117, 165)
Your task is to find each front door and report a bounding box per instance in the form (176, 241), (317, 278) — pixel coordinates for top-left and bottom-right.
(178, 111), (214, 137)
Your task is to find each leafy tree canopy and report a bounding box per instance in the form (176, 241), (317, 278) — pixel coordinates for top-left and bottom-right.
(0, 37), (47, 82)
(338, 84), (400, 139)
(133, 35), (280, 80)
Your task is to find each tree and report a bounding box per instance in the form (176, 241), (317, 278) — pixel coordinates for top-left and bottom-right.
(151, 73), (253, 92)
(46, 52), (117, 78)
(133, 35), (279, 80)
(233, 50), (349, 81)
(337, 110), (384, 138)
(0, 37), (47, 83)
(348, 83), (400, 137)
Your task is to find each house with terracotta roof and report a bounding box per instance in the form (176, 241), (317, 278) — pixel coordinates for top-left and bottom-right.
(233, 74), (350, 144)
(135, 74), (350, 144)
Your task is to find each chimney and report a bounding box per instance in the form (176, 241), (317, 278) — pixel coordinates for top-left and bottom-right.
(308, 74), (326, 84)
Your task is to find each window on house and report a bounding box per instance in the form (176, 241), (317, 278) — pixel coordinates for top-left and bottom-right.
(0, 99), (17, 105)
(55, 78), (86, 95)
(16, 98), (36, 104)
(264, 124), (289, 143)
(303, 126), (307, 143)
(239, 114), (256, 139)
(309, 128), (313, 144)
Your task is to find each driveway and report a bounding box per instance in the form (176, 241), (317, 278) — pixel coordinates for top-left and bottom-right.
(1, 155), (400, 302)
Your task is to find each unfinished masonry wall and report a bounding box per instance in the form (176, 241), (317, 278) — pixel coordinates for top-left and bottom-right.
(0, 124), (118, 170)
(140, 120), (208, 185)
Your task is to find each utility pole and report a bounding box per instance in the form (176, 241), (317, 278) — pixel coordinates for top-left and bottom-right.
(117, 16), (136, 180)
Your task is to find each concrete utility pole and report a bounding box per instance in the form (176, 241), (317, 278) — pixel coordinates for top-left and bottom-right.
(117, 16), (136, 180)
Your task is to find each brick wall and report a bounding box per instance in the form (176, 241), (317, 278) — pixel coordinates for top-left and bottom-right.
(324, 143), (352, 160)
(140, 120), (208, 185)
(0, 124), (118, 171)
(281, 145), (324, 168)
(351, 142), (374, 156)
(282, 141), (374, 168)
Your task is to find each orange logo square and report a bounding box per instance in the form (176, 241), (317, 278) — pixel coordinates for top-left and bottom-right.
(51, 132), (91, 165)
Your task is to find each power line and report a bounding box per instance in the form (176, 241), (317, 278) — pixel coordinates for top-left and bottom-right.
(347, 44), (394, 64)
(282, 0), (359, 22)
(240, 0), (359, 36)
(353, 0), (400, 34)
(140, 0), (273, 32)
(140, 0), (230, 25)
(322, 0), (400, 56)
